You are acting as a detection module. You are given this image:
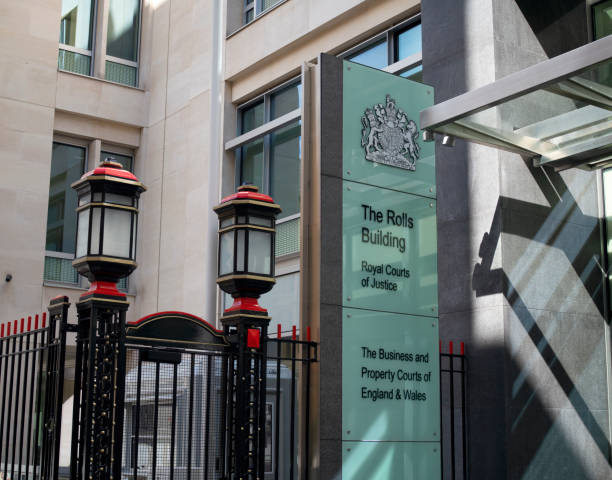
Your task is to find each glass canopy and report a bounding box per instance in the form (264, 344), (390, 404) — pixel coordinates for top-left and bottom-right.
(420, 35), (612, 171)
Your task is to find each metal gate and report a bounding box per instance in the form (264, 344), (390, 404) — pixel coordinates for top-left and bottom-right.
(121, 313), (318, 480)
(122, 311), (230, 480)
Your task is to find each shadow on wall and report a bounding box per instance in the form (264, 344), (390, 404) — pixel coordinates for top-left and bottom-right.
(514, 0), (588, 58)
(473, 161), (612, 478)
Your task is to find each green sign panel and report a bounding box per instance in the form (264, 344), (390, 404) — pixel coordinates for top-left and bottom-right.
(341, 60), (439, 479)
(342, 181), (437, 317)
(342, 62), (436, 199)
(342, 441), (440, 480)
(342, 308), (440, 442)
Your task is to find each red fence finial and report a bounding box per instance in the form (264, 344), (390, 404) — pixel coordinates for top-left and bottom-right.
(292, 325), (297, 340)
(277, 324), (281, 339)
(42, 312), (46, 328)
(20, 318), (24, 334)
(35, 314), (39, 330)
(27, 316), (31, 331)
(449, 341), (454, 355)
(460, 342), (465, 355)
(307, 326), (311, 342)
(1, 324), (4, 338)
(13, 319), (17, 334)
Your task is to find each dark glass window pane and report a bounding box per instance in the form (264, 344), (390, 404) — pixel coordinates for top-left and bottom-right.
(400, 65), (423, 83)
(271, 83), (302, 120)
(396, 23), (422, 62)
(241, 101), (265, 134)
(240, 139), (264, 189)
(106, 0), (141, 61)
(594, 0), (612, 39)
(46, 143), (86, 253)
(101, 151), (134, 172)
(245, 8), (254, 23)
(59, 0), (95, 50)
(603, 168), (612, 311)
(347, 39), (388, 70)
(270, 122), (301, 219)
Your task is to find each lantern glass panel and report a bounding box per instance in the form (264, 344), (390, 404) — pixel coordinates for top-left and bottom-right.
(237, 215), (246, 224)
(76, 209), (89, 257)
(105, 192), (133, 206)
(90, 207), (102, 255)
(236, 229), (246, 271)
(220, 216), (234, 228)
(248, 230), (271, 275)
(131, 214), (137, 259)
(93, 192), (103, 202)
(78, 193), (90, 206)
(250, 216), (272, 227)
(102, 208), (132, 258)
(219, 231), (234, 275)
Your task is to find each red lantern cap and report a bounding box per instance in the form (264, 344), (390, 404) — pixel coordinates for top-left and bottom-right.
(87, 158), (139, 182)
(220, 184), (275, 204)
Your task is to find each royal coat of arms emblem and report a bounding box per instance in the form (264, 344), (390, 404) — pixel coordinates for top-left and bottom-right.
(360, 94), (420, 171)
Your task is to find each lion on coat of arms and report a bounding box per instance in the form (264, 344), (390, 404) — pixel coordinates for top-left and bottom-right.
(360, 94), (420, 171)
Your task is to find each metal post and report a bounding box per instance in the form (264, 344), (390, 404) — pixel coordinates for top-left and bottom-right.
(71, 293), (128, 480)
(222, 312), (270, 480)
(43, 296), (71, 480)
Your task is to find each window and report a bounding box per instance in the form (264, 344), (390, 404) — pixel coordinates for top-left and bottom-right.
(44, 141), (135, 290)
(58, 0), (95, 76)
(236, 80), (302, 258)
(244, 0), (283, 25)
(223, 271), (300, 333)
(593, 0), (612, 39)
(592, 1), (612, 87)
(602, 169), (612, 311)
(344, 19), (423, 81)
(45, 142), (86, 284)
(101, 150), (134, 172)
(58, 0), (141, 87)
(105, 0), (141, 86)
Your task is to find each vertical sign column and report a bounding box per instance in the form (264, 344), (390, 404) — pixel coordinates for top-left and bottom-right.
(340, 60), (439, 479)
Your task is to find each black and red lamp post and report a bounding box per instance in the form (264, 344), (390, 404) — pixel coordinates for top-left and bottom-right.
(70, 158), (146, 480)
(214, 184), (281, 479)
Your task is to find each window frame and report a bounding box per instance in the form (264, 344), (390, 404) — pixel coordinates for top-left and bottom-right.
(104, 0), (143, 86)
(45, 138), (89, 287)
(57, 0), (143, 87)
(101, 145), (135, 173)
(339, 15), (422, 77)
(45, 138), (136, 291)
(234, 77), (302, 225)
(243, 0), (284, 26)
(58, 0), (98, 76)
(590, 0), (612, 40)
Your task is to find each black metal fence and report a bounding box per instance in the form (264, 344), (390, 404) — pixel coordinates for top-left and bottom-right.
(0, 297), (70, 480)
(440, 341), (468, 480)
(0, 304), (465, 480)
(265, 326), (317, 480)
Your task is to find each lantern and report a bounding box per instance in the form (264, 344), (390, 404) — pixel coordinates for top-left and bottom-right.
(71, 158), (146, 292)
(213, 185), (281, 302)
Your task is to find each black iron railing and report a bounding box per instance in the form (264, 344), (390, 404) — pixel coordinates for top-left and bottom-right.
(0, 296), (70, 480)
(266, 325), (318, 480)
(440, 341), (468, 480)
(0, 303), (465, 480)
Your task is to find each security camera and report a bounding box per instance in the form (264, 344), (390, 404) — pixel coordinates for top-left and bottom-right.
(5, 274), (12, 282)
